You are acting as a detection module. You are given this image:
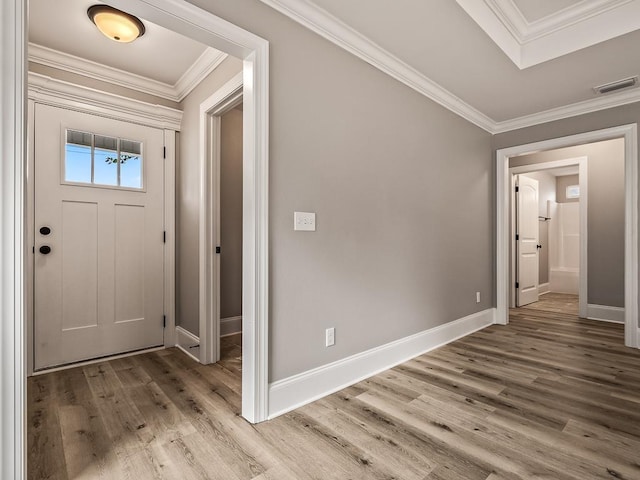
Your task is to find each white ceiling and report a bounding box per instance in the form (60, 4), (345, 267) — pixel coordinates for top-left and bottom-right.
(260, 0), (640, 132)
(28, 0), (226, 101)
(512, 0), (583, 22)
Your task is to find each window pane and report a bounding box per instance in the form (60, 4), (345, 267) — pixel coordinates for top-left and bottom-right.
(566, 185), (580, 199)
(120, 153), (142, 188)
(65, 143), (92, 183)
(63, 131), (143, 189)
(94, 135), (118, 186)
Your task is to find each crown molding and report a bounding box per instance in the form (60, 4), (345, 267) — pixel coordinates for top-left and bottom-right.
(258, 0), (495, 132)
(259, 0), (640, 135)
(493, 87), (640, 133)
(456, 0), (640, 69)
(173, 48), (228, 100)
(28, 71), (183, 130)
(28, 43), (227, 102)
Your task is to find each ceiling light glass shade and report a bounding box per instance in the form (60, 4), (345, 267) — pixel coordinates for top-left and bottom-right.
(87, 5), (145, 43)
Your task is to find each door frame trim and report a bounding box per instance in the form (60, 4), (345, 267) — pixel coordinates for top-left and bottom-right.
(496, 124), (638, 349)
(199, 72), (243, 366)
(509, 157), (588, 317)
(26, 86), (180, 374)
(1, 1), (26, 478)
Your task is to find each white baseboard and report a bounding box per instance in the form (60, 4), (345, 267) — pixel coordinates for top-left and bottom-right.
(538, 283), (550, 295)
(175, 326), (200, 361)
(221, 316), (242, 337)
(267, 308), (495, 419)
(587, 304), (625, 323)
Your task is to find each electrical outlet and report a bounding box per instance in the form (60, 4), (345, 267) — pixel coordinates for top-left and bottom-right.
(294, 211), (316, 231)
(476, 291), (481, 303)
(325, 327), (335, 347)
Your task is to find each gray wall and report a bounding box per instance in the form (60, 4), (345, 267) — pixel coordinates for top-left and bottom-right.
(509, 139), (625, 307)
(521, 171), (555, 284)
(176, 56), (244, 335)
(180, 0), (493, 382)
(220, 107), (243, 320)
(556, 174), (579, 203)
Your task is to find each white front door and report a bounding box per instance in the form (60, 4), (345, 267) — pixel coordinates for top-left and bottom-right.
(34, 104), (165, 370)
(516, 174), (540, 307)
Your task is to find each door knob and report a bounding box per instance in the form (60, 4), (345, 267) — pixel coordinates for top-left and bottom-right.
(537, 244), (542, 249)
(39, 226), (51, 235)
(39, 245), (51, 255)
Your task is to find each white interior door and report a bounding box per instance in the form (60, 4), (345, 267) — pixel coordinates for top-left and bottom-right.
(34, 104), (165, 370)
(516, 174), (540, 307)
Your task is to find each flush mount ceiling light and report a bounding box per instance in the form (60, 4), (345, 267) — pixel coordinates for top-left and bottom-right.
(87, 4), (145, 43)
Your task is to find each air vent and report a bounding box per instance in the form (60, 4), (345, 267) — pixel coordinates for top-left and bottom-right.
(593, 76), (638, 95)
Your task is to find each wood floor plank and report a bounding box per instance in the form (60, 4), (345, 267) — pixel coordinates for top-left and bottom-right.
(27, 374), (68, 480)
(28, 294), (640, 480)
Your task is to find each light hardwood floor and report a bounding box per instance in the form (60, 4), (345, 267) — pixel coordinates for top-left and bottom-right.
(28, 301), (640, 479)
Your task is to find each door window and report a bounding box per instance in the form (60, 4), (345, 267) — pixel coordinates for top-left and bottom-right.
(64, 129), (143, 189)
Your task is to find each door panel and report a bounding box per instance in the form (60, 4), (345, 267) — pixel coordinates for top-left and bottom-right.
(114, 204), (146, 322)
(61, 200), (99, 330)
(34, 104), (165, 369)
(517, 174), (539, 307)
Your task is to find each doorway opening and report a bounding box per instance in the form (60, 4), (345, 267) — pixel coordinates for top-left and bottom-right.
(496, 125), (638, 348)
(18, 2), (269, 475)
(510, 157), (588, 318)
(218, 101), (244, 375)
(197, 72), (244, 369)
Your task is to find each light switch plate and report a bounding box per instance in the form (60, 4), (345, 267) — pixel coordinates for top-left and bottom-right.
(294, 211), (316, 231)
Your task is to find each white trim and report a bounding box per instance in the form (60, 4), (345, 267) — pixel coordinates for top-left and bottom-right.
(493, 87), (640, 134)
(28, 72), (182, 131)
(587, 304), (625, 323)
(26, 100), (35, 377)
(108, 0), (270, 425)
(509, 157), (588, 318)
(31, 346), (165, 375)
(455, 0), (640, 69)
(538, 282), (550, 295)
(268, 308), (495, 419)
(163, 130), (177, 349)
(1, 0), (26, 478)
(174, 48), (229, 101)
(29, 43), (229, 102)
(199, 72), (243, 366)
(175, 326), (200, 362)
(623, 123), (639, 347)
(496, 125), (638, 349)
(221, 316), (242, 337)
(257, 0), (495, 132)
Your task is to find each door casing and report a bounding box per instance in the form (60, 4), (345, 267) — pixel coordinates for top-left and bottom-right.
(26, 85), (180, 375)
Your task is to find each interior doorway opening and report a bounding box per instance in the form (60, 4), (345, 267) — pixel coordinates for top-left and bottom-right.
(509, 157), (588, 318)
(496, 125), (638, 349)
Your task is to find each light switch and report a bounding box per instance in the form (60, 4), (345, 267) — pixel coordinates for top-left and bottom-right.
(294, 211), (316, 231)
